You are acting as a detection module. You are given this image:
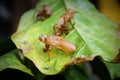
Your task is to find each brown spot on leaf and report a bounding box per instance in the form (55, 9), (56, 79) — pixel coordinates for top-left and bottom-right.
(112, 49), (120, 62)
(117, 25), (120, 37)
(43, 67), (50, 70)
(16, 41), (33, 54)
(64, 55), (96, 67)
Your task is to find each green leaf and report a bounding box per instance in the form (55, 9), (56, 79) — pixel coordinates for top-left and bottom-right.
(11, 0), (120, 75)
(63, 65), (89, 80)
(0, 49), (33, 76)
(62, 63), (99, 80)
(104, 62), (120, 79)
(90, 58), (111, 80)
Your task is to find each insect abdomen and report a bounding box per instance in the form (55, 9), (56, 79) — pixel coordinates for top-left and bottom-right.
(60, 41), (76, 53)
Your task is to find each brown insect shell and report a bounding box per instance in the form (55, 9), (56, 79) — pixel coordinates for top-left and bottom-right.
(54, 24), (63, 36)
(54, 10), (75, 36)
(56, 10), (75, 25)
(37, 4), (52, 21)
(46, 35), (76, 53)
(43, 5), (52, 16)
(61, 10), (75, 25)
(57, 17), (65, 25)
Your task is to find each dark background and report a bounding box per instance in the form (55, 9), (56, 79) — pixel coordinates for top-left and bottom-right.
(0, 0), (38, 39)
(0, 0), (37, 79)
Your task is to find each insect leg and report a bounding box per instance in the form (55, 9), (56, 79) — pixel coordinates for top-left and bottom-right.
(63, 25), (69, 35)
(66, 19), (75, 31)
(63, 15), (67, 25)
(71, 19), (75, 29)
(43, 45), (51, 61)
(63, 20), (75, 35)
(47, 51), (51, 61)
(43, 44), (49, 52)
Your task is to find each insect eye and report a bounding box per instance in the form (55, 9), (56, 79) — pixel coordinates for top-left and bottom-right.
(39, 35), (47, 42)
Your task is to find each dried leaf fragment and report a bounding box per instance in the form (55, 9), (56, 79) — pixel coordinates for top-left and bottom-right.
(112, 49), (120, 62)
(65, 55), (96, 67)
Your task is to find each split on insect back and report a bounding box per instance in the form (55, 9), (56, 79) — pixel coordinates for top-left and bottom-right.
(39, 35), (76, 61)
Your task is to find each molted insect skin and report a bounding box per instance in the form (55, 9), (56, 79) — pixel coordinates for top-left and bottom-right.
(60, 10), (75, 25)
(54, 10), (75, 36)
(54, 24), (63, 36)
(37, 4), (52, 21)
(39, 35), (76, 53)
